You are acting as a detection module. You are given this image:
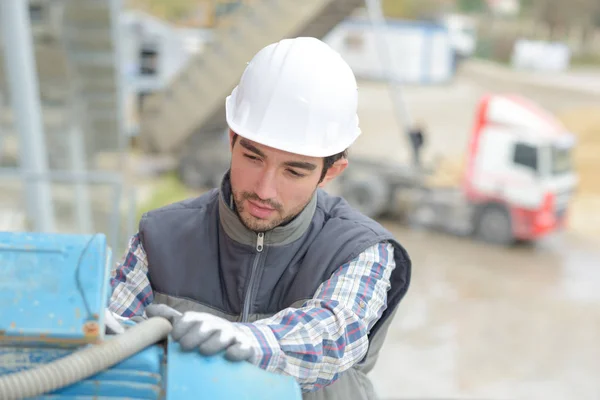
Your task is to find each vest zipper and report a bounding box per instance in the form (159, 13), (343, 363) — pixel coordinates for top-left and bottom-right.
(241, 232), (264, 322)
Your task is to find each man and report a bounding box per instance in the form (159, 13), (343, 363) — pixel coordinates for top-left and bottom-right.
(409, 121), (426, 168)
(109, 37), (411, 399)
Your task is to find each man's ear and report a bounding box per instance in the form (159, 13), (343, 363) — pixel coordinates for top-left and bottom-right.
(318, 158), (348, 188)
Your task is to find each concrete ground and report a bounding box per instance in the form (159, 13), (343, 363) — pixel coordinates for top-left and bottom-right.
(353, 61), (600, 400)
(368, 225), (600, 400)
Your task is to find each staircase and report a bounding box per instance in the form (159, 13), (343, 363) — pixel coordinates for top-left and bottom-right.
(0, 0), (125, 169)
(138, 0), (364, 161)
(60, 0), (125, 158)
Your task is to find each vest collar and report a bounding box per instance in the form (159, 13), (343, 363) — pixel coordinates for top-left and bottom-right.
(218, 171), (317, 247)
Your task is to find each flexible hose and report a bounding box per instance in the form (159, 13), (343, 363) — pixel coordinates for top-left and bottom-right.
(0, 317), (172, 400)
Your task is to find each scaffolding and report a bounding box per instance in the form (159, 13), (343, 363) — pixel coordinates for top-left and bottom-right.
(0, 0), (133, 255)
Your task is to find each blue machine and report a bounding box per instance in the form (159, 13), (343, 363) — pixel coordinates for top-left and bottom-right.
(0, 231), (302, 399)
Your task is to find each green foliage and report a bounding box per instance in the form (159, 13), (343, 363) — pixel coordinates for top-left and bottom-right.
(125, 0), (200, 21)
(519, 0), (536, 11)
(382, 0), (411, 18)
(456, 0), (486, 13)
(382, 0), (443, 19)
(135, 172), (196, 224)
(571, 53), (600, 66)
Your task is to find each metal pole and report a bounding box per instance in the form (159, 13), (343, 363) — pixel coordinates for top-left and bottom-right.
(108, 0), (128, 171)
(107, 0), (127, 253)
(53, 0), (95, 235)
(109, 179), (122, 257)
(0, 0), (56, 232)
(127, 186), (137, 242)
(364, 0), (416, 157)
(68, 121), (94, 233)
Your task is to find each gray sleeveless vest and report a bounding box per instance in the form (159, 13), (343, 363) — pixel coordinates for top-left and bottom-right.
(139, 172), (411, 399)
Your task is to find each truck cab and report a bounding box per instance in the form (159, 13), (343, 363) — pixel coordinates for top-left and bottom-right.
(464, 94), (578, 244)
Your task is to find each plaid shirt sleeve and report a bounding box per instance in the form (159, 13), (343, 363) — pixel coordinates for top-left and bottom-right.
(108, 232), (154, 317)
(235, 241), (396, 393)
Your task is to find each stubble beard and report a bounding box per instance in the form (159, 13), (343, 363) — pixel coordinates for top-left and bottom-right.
(232, 189), (315, 233)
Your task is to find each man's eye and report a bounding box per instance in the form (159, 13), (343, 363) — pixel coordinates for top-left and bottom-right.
(287, 169), (304, 178)
(244, 154), (260, 161)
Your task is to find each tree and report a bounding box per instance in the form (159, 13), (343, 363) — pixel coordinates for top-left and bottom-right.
(456, 0), (486, 13)
(125, 0), (205, 22)
(382, 0), (450, 19)
(531, 0), (600, 40)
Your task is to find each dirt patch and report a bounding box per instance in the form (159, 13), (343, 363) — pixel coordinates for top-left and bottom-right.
(558, 106), (600, 195)
(425, 156), (466, 188)
(558, 106), (600, 239)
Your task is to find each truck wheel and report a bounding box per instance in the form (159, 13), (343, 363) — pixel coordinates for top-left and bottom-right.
(475, 205), (514, 246)
(341, 177), (389, 218)
(406, 195), (437, 229)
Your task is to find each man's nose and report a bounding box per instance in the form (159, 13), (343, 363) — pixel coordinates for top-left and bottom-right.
(254, 170), (277, 200)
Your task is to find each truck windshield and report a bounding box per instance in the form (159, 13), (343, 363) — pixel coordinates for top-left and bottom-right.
(551, 146), (573, 175)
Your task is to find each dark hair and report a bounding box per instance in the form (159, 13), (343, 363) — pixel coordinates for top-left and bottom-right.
(231, 132), (347, 183)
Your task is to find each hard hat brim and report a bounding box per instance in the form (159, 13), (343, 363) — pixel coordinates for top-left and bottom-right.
(225, 92), (361, 158)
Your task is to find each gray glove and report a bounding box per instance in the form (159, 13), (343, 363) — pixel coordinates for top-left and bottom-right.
(145, 304), (256, 362)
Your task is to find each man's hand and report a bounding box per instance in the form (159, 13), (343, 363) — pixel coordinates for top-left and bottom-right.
(145, 304), (255, 362)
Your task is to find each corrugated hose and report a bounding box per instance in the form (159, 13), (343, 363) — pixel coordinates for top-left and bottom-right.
(0, 316), (172, 400)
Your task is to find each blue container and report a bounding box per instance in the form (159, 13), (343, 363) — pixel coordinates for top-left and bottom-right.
(0, 231), (112, 347)
(166, 339), (302, 399)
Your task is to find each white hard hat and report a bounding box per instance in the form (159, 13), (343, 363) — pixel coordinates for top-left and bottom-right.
(225, 37), (361, 158)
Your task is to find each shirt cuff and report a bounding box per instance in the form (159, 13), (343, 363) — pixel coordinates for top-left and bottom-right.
(235, 322), (282, 372)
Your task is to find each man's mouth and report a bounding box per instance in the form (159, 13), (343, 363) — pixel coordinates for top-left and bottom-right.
(246, 199), (275, 219)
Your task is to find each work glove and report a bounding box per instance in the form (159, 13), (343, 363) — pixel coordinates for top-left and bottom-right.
(145, 304), (256, 362)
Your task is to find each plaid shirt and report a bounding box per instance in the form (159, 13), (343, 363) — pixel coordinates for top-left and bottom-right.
(109, 233), (396, 392)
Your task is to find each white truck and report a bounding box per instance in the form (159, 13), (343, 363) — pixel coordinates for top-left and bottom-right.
(339, 93), (579, 246)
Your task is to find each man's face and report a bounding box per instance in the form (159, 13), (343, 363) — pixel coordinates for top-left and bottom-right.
(229, 130), (347, 232)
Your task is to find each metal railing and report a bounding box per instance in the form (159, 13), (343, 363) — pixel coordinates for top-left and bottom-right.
(0, 167), (136, 257)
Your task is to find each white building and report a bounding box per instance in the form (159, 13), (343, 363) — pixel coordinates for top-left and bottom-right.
(323, 17), (456, 84)
(120, 10), (214, 95)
